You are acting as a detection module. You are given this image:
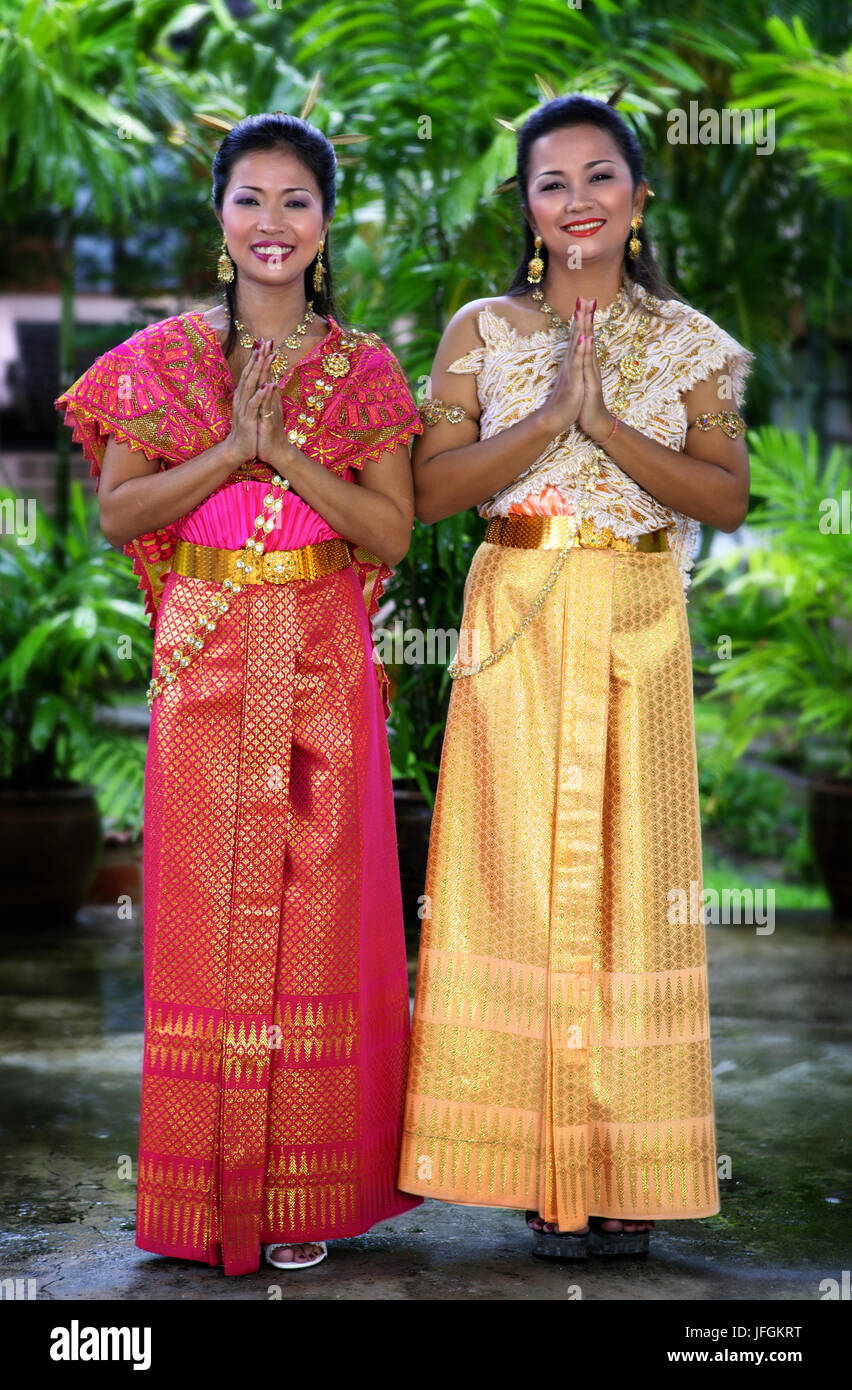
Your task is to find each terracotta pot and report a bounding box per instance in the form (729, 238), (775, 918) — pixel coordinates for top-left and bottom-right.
(808, 777), (852, 922)
(393, 787), (433, 950)
(87, 841), (144, 907)
(0, 782), (101, 925)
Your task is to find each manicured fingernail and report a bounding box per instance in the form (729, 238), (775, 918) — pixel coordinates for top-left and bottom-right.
(592, 298), (597, 313)
(578, 335), (584, 344)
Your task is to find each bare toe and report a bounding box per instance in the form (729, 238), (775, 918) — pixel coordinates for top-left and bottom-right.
(268, 1241), (324, 1264)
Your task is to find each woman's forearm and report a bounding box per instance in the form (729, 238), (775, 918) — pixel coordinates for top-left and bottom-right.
(271, 445), (412, 567)
(599, 418), (747, 530)
(415, 406), (746, 531)
(99, 440), (241, 547)
(413, 409), (561, 524)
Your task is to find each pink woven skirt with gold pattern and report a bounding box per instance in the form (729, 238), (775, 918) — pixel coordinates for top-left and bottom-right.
(136, 563), (422, 1275)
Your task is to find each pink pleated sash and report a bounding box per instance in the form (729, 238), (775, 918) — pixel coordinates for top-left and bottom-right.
(175, 478), (344, 550)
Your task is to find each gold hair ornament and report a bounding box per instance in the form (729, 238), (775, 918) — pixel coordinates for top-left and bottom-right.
(189, 72), (367, 164)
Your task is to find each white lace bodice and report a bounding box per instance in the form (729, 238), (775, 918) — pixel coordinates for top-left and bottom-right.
(446, 278), (755, 594)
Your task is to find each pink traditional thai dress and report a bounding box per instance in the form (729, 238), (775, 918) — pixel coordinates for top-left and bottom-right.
(55, 309), (424, 1275)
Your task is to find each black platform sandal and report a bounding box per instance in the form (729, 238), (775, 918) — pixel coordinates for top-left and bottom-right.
(525, 1210), (589, 1260)
(588, 1214), (652, 1256)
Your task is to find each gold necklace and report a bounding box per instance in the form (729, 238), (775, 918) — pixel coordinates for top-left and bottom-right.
(532, 280), (651, 388)
(531, 283), (628, 366)
(233, 300), (314, 383)
(449, 285), (659, 680)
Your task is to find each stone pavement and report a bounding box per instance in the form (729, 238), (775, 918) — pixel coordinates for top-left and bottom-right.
(0, 905), (849, 1301)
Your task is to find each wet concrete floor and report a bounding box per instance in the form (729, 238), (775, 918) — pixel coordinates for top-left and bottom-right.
(0, 905), (849, 1301)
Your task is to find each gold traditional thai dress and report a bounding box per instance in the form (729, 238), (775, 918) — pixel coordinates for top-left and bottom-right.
(397, 276), (754, 1229)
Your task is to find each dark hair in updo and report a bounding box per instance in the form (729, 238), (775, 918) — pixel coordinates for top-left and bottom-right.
(210, 112), (340, 358)
(505, 94), (683, 313)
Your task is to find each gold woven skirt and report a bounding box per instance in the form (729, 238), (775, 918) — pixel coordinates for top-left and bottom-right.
(397, 537), (720, 1226)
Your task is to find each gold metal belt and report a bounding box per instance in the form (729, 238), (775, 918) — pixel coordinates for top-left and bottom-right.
(172, 536), (353, 585)
(484, 514), (669, 552)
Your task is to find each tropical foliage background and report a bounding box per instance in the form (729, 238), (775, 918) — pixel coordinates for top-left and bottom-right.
(1, 0), (850, 903)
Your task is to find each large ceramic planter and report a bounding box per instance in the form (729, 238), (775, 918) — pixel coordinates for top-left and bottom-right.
(0, 782), (101, 925)
(86, 838), (144, 908)
(809, 777), (852, 922)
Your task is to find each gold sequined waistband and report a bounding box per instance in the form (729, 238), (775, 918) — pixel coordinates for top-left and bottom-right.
(172, 537), (353, 585)
(484, 514), (669, 552)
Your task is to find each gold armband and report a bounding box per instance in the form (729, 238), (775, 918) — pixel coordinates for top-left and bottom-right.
(418, 398), (470, 426)
(692, 410), (747, 439)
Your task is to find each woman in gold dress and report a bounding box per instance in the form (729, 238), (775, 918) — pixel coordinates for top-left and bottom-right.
(396, 95), (754, 1257)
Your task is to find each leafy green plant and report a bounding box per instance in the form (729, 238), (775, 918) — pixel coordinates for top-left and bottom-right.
(0, 484), (152, 831)
(71, 721), (148, 838)
(690, 426), (852, 780)
(387, 668), (443, 805)
(385, 507), (480, 803)
(697, 756), (817, 880)
(733, 14), (852, 199)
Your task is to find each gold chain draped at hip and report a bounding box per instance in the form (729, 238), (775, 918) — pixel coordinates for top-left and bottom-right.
(172, 536), (354, 585)
(448, 516), (669, 678)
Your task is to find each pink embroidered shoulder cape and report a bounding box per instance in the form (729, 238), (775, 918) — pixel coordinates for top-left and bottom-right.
(54, 311), (423, 718)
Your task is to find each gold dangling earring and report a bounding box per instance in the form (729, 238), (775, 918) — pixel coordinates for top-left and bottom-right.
(313, 238), (325, 293)
(527, 234), (545, 284)
(217, 233), (235, 283)
(628, 214), (643, 260)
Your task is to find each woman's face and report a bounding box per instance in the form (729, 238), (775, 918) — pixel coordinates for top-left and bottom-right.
(524, 123), (643, 272)
(217, 146), (329, 289)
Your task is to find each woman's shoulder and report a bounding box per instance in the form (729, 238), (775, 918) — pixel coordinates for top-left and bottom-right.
(56, 316), (179, 405)
(441, 294), (543, 342)
(336, 321), (412, 380)
(53, 312), (197, 426)
(89, 312), (198, 373)
(336, 318), (389, 353)
(423, 296), (528, 374)
(632, 280), (745, 347)
(631, 283), (755, 400)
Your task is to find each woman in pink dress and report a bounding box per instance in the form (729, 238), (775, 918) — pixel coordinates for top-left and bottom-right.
(55, 112), (423, 1275)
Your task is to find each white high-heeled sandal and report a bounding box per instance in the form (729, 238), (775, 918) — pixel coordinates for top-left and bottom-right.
(264, 1240), (328, 1271)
